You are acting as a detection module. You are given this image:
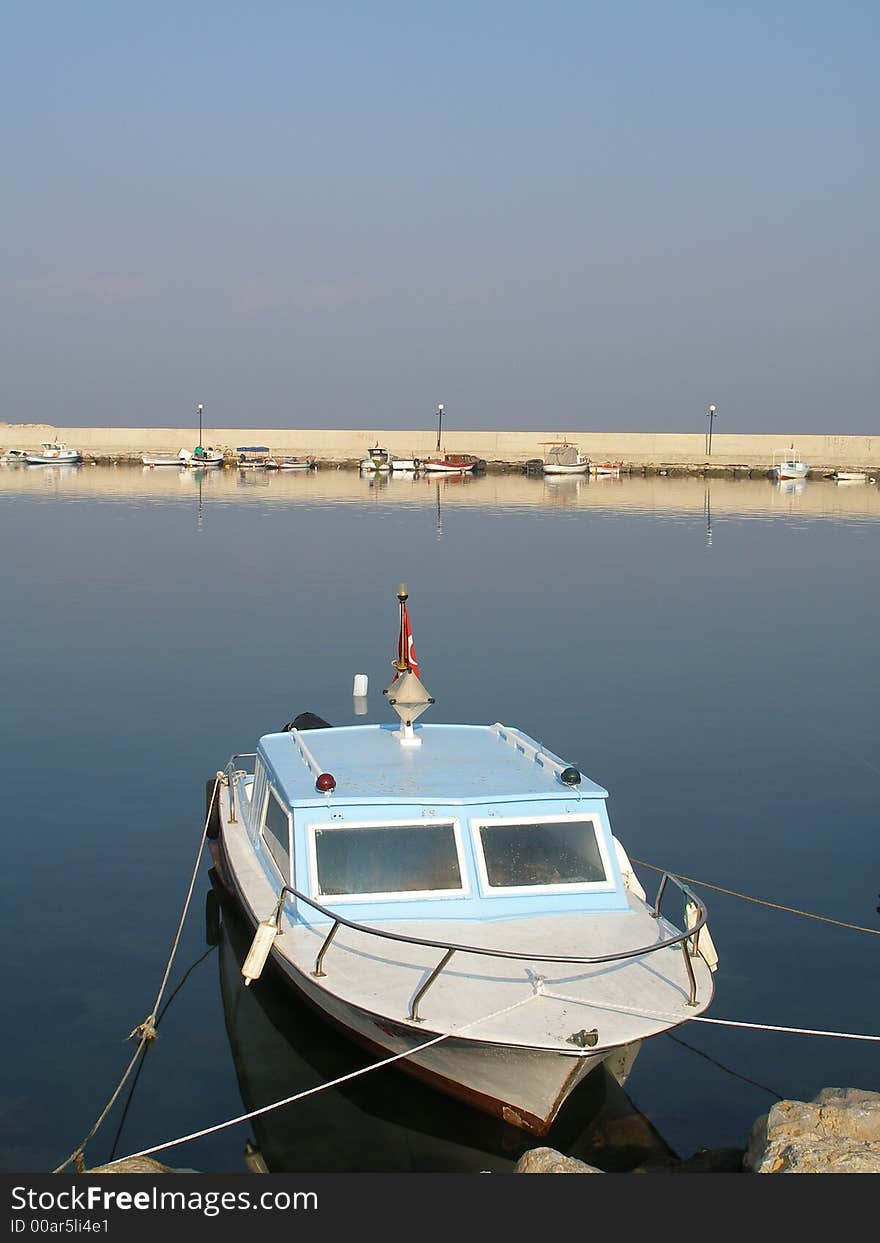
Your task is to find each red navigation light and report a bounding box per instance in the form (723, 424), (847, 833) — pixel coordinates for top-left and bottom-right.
(315, 772), (336, 793)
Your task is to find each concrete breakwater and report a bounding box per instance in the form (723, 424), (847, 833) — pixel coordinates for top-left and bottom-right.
(2, 422), (879, 473)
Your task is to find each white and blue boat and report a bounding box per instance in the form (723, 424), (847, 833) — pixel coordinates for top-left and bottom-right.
(24, 440), (82, 465)
(772, 445), (809, 481)
(211, 587), (717, 1135)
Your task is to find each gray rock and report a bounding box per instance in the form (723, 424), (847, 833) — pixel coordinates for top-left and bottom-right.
(515, 1147), (603, 1174)
(744, 1087), (880, 1173)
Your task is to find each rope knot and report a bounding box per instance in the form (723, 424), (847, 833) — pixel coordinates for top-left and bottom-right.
(129, 1015), (158, 1044)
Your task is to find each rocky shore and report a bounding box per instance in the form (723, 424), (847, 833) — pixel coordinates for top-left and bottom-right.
(516, 1088), (880, 1173)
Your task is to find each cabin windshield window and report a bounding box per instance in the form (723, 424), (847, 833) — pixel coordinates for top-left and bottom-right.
(263, 789), (291, 882)
(314, 823), (461, 896)
(478, 819), (606, 888)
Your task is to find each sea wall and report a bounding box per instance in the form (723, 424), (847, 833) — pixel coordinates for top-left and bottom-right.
(2, 423), (879, 470)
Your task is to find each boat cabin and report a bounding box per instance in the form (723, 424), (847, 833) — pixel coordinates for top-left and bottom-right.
(362, 446), (391, 468)
(232, 722), (631, 925)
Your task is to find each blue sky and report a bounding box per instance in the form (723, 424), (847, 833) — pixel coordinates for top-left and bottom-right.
(1, 1), (877, 432)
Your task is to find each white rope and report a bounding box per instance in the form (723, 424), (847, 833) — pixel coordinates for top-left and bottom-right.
(115, 993), (538, 1164)
(540, 988), (880, 1043)
(687, 1015), (880, 1042)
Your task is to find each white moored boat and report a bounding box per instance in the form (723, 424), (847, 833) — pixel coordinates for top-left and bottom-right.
(143, 452), (186, 467)
(24, 441), (82, 465)
(541, 443), (590, 475)
(179, 447), (225, 467)
(772, 446), (809, 481)
(210, 587), (717, 1135)
(360, 445), (391, 472)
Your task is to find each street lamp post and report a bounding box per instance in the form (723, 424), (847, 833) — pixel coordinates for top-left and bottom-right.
(706, 404), (717, 456)
(436, 403), (444, 453)
(197, 403), (204, 452)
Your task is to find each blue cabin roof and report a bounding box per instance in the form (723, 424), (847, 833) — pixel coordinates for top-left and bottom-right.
(245, 722), (628, 922)
(259, 722), (607, 808)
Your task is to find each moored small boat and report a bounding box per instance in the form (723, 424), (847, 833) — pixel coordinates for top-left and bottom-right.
(210, 586), (718, 1135)
(360, 445), (391, 472)
(772, 446), (809, 481)
(541, 443), (590, 475)
(143, 452), (186, 467)
(236, 446), (272, 468)
(265, 456), (315, 471)
(590, 461), (623, 477)
(829, 471), (867, 483)
(24, 441), (82, 465)
(180, 447), (225, 467)
(422, 454), (481, 474)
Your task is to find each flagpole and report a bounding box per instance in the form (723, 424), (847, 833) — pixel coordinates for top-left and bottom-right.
(396, 582), (408, 674)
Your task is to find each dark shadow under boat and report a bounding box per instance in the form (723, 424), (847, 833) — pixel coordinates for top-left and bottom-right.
(211, 873), (678, 1173)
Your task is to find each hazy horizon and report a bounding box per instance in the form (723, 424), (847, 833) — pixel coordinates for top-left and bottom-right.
(2, 2), (878, 434)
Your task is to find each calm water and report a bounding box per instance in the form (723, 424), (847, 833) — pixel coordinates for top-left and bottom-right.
(2, 464), (878, 1173)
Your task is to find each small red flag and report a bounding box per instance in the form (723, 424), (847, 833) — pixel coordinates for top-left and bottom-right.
(396, 601), (420, 679)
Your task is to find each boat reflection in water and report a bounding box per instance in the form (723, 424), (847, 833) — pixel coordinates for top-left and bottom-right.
(775, 478), (807, 497)
(212, 876), (677, 1173)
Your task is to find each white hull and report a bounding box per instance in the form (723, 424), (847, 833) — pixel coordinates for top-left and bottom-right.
(423, 463), (475, 474)
(25, 454), (80, 464)
(284, 962), (638, 1132)
(215, 783), (712, 1135)
(216, 830), (640, 1132)
(543, 463), (589, 475)
(142, 455), (184, 467)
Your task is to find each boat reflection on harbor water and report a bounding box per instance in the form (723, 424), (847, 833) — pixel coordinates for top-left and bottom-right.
(211, 876), (678, 1173)
(775, 478), (807, 497)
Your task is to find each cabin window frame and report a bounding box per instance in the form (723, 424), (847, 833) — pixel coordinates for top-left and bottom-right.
(306, 816), (470, 904)
(470, 812), (617, 896)
(260, 783), (292, 884)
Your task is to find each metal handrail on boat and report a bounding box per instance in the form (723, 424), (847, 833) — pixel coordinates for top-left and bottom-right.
(269, 874), (708, 1021)
(224, 754), (256, 826)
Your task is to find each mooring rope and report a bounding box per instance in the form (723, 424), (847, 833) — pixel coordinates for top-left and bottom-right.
(631, 857), (880, 936)
(539, 988), (880, 1044)
(52, 776), (221, 1174)
(107, 945), (217, 1162)
(112, 993), (539, 1165)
